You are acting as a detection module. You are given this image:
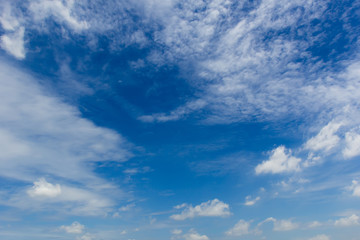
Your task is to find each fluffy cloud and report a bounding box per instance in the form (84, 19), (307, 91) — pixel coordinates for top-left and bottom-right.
(244, 196), (260, 206)
(183, 229), (209, 240)
(255, 146), (301, 174)
(334, 214), (360, 227)
(170, 199), (230, 220)
(343, 129), (360, 158)
(348, 180), (360, 197)
(60, 222), (85, 234)
(309, 234), (330, 240)
(27, 178), (61, 198)
(305, 122), (342, 153)
(225, 219), (251, 236)
(261, 217), (298, 231)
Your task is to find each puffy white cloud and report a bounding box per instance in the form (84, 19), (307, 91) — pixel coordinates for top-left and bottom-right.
(76, 233), (96, 240)
(343, 130), (360, 158)
(60, 222), (85, 234)
(305, 122), (342, 152)
(27, 178), (61, 198)
(273, 219), (298, 231)
(335, 214), (360, 227)
(244, 196), (260, 206)
(261, 217), (298, 231)
(309, 234), (330, 240)
(307, 221), (323, 228)
(348, 180), (360, 197)
(225, 219), (251, 236)
(183, 229), (209, 240)
(255, 146), (301, 174)
(170, 199), (230, 220)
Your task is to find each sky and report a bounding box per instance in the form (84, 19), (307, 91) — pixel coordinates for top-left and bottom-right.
(0, 0), (360, 240)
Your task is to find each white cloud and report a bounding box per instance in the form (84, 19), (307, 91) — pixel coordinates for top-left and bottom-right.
(171, 229), (182, 235)
(0, 2), (20, 31)
(27, 178), (61, 198)
(305, 122), (342, 152)
(183, 229), (209, 240)
(273, 219), (298, 231)
(170, 199), (230, 220)
(225, 219), (251, 236)
(0, 59), (130, 215)
(348, 180), (360, 197)
(307, 221), (323, 228)
(309, 234), (330, 240)
(244, 196), (260, 206)
(334, 214), (360, 227)
(60, 222), (85, 234)
(29, 0), (89, 31)
(255, 146), (301, 174)
(76, 233), (96, 240)
(0, 26), (25, 59)
(261, 217), (298, 231)
(343, 129), (360, 158)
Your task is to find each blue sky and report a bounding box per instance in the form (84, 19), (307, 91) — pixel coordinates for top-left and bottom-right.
(0, 0), (360, 240)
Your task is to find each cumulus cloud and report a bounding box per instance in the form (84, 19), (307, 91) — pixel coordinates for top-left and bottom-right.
(261, 217), (298, 231)
(255, 146), (301, 174)
(183, 229), (209, 240)
(343, 129), (360, 158)
(305, 122), (342, 153)
(309, 234), (330, 240)
(170, 199), (230, 220)
(27, 178), (61, 198)
(225, 219), (251, 236)
(60, 222), (85, 234)
(348, 180), (360, 197)
(244, 196), (260, 206)
(335, 214), (360, 227)
(76, 233), (96, 240)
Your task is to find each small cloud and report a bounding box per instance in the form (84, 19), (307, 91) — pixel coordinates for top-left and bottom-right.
(0, 27), (26, 59)
(255, 146), (301, 174)
(334, 214), (359, 227)
(183, 229), (209, 240)
(119, 203), (135, 212)
(76, 233), (96, 240)
(226, 219), (251, 236)
(170, 199), (230, 220)
(27, 178), (61, 198)
(343, 130), (360, 158)
(304, 121), (342, 152)
(171, 229), (182, 235)
(348, 180), (360, 197)
(308, 234), (330, 240)
(60, 222), (85, 234)
(260, 217), (298, 231)
(244, 196), (260, 206)
(307, 221), (323, 228)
